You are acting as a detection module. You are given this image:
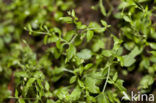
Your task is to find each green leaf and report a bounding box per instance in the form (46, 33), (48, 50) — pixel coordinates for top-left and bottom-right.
(123, 15), (131, 22)
(87, 30), (94, 42)
(114, 79), (126, 91)
(76, 21), (87, 29)
(97, 93), (110, 103)
(124, 42), (135, 51)
(122, 55), (136, 67)
(129, 46), (142, 57)
(88, 22), (105, 33)
(101, 20), (107, 27)
(122, 47), (142, 67)
(101, 20), (110, 28)
(70, 86), (81, 101)
(53, 27), (62, 37)
(85, 77), (100, 94)
(54, 87), (69, 100)
(19, 98), (25, 103)
(56, 40), (63, 50)
(140, 57), (150, 69)
(149, 42), (156, 50)
(14, 71), (28, 78)
(71, 9), (76, 17)
(59, 17), (73, 23)
(139, 75), (154, 89)
(15, 89), (18, 98)
(45, 81), (50, 91)
(23, 78), (36, 96)
(46, 100), (55, 103)
(64, 30), (75, 41)
(113, 72), (118, 82)
(78, 79), (85, 88)
(99, 0), (106, 16)
(33, 71), (44, 79)
(107, 91), (120, 103)
(70, 76), (77, 84)
(102, 50), (112, 57)
(78, 25), (87, 29)
(92, 39), (105, 52)
(112, 35), (123, 51)
(66, 44), (76, 62)
(84, 63), (93, 70)
(27, 24), (32, 35)
(77, 49), (92, 60)
(43, 35), (48, 45)
(54, 11), (63, 21)
(48, 35), (59, 43)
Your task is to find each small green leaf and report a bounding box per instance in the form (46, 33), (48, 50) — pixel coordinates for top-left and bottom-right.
(113, 72), (118, 82)
(97, 93), (110, 103)
(87, 30), (94, 42)
(123, 55), (136, 67)
(101, 20), (107, 27)
(15, 89), (18, 98)
(33, 71), (44, 79)
(122, 47), (142, 67)
(79, 25), (87, 29)
(123, 15), (131, 22)
(59, 17), (73, 23)
(139, 75), (154, 89)
(56, 40), (62, 50)
(112, 35), (123, 51)
(64, 30), (75, 41)
(99, 0), (106, 16)
(70, 86), (81, 101)
(88, 22), (105, 33)
(84, 63), (93, 70)
(77, 49), (92, 60)
(54, 87), (69, 100)
(92, 39), (105, 52)
(19, 98), (25, 103)
(43, 35), (48, 45)
(85, 77), (100, 94)
(71, 9), (76, 17)
(23, 78), (36, 96)
(28, 24), (32, 31)
(70, 76), (77, 84)
(14, 71), (28, 78)
(45, 81), (50, 91)
(102, 50), (112, 57)
(78, 79), (85, 88)
(114, 79), (126, 91)
(66, 44), (76, 62)
(149, 42), (156, 50)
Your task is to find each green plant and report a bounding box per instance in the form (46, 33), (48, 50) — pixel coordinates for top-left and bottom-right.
(0, 0), (156, 103)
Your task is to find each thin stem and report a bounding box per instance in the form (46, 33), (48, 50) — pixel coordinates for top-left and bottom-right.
(62, 68), (74, 74)
(69, 33), (78, 44)
(102, 65), (110, 92)
(28, 30), (51, 35)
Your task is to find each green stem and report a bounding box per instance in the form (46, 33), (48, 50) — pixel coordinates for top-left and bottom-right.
(62, 68), (74, 74)
(69, 33), (78, 44)
(102, 65), (110, 92)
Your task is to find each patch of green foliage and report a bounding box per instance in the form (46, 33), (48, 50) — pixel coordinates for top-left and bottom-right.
(0, 0), (156, 102)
